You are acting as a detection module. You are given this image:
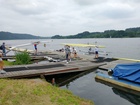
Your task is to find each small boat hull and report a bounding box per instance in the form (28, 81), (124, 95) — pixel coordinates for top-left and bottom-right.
(95, 72), (140, 96)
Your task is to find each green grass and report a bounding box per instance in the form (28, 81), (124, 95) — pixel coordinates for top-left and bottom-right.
(2, 53), (94, 105)
(3, 60), (13, 66)
(0, 79), (94, 105)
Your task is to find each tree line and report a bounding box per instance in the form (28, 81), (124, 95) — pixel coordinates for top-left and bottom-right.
(0, 31), (50, 40)
(1, 27), (140, 40)
(51, 27), (140, 39)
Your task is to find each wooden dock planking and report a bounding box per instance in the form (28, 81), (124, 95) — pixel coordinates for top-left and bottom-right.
(0, 67), (79, 78)
(70, 52), (140, 71)
(3, 50), (138, 79)
(0, 61), (105, 79)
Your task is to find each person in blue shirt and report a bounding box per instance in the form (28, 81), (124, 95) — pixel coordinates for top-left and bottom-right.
(33, 41), (40, 55)
(1, 42), (6, 56)
(34, 43), (37, 55)
(34, 44), (38, 55)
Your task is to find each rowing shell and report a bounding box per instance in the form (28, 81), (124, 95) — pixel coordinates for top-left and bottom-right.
(61, 43), (105, 48)
(6, 47), (34, 54)
(113, 57), (140, 62)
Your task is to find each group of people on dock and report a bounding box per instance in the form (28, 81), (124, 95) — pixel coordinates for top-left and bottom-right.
(0, 41), (99, 73)
(88, 46), (99, 59)
(64, 45), (77, 63)
(64, 45), (99, 63)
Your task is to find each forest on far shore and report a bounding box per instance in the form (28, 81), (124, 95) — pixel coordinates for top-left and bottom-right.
(51, 27), (140, 39)
(0, 31), (50, 40)
(0, 27), (140, 40)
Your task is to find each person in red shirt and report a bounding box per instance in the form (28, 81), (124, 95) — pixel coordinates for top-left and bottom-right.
(34, 41), (40, 55)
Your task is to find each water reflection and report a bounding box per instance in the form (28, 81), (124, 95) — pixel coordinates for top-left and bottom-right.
(45, 69), (96, 88)
(112, 88), (140, 105)
(44, 68), (138, 105)
(95, 73), (140, 105)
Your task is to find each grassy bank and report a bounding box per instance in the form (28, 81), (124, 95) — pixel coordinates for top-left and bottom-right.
(1, 56), (94, 105)
(0, 79), (94, 105)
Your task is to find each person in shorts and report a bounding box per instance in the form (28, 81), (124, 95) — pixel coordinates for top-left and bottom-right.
(72, 47), (77, 58)
(94, 46), (99, 59)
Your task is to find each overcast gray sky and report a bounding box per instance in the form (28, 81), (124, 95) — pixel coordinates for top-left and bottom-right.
(0, 0), (140, 37)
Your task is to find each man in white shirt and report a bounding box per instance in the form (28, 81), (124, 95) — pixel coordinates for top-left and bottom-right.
(94, 46), (99, 59)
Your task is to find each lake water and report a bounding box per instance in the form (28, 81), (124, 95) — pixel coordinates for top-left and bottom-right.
(0, 38), (140, 105)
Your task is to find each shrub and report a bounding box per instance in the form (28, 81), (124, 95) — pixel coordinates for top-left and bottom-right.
(14, 52), (31, 65)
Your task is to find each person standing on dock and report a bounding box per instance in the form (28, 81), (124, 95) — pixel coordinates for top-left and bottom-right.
(1, 42), (6, 56)
(94, 46), (99, 59)
(0, 50), (6, 74)
(34, 44), (37, 55)
(72, 47), (77, 58)
(69, 46), (72, 61)
(33, 41), (40, 55)
(65, 45), (71, 63)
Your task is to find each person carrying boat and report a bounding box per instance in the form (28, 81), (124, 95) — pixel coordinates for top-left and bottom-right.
(33, 41), (40, 55)
(1, 42), (6, 56)
(34, 44), (37, 55)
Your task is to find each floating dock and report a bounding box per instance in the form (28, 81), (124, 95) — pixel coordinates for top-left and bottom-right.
(0, 61), (105, 79)
(2, 51), (139, 79)
(95, 73), (140, 96)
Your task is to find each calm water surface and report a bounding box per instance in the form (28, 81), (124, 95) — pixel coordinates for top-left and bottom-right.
(1, 38), (140, 105)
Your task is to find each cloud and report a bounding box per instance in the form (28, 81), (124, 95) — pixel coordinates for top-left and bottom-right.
(74, 0), (106, 6)
(0, 0), (140, 36)
(0, 0), (51, 15)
